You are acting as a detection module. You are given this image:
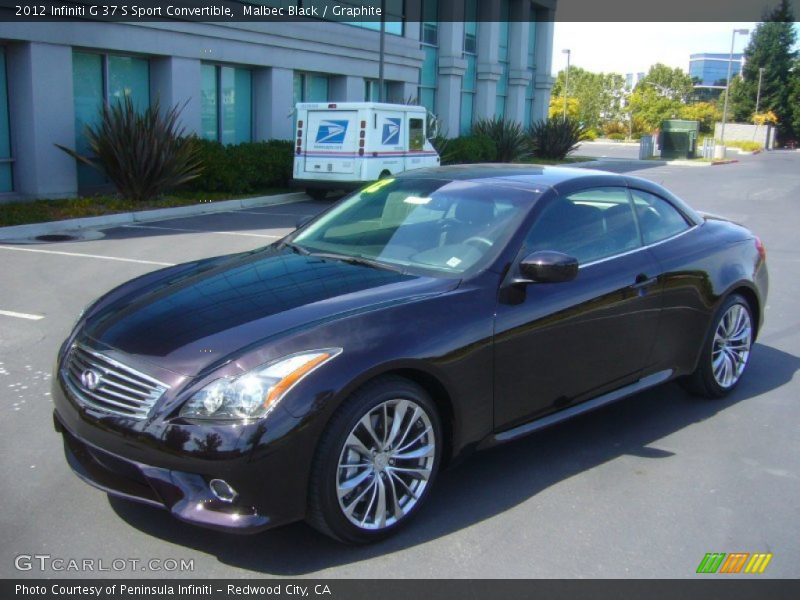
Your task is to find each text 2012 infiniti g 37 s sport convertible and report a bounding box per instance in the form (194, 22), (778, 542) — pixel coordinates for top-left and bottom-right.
(53, 165), (768, 544)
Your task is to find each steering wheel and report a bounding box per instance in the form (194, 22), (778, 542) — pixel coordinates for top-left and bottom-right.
(464, 236), (493, 249)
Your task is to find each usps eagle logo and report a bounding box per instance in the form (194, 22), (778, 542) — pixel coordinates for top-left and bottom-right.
(382, 118), (401, 145)
(315, 120), (349, 144)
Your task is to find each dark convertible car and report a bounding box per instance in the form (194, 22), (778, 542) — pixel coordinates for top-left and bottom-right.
(53, 165), (768, 544)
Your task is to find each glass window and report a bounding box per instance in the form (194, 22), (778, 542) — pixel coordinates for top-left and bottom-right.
(409, 118), (424, 151)
(525, 18), (537, 126)
(364, 79), (389, 102)
(460, 92), (474, 136)
(72, 52), (105, 187)
(419, 3), (438, 115)
(0, 47), (11, 192)
(107, 55), (149, 111)
(496, 3), (510, 119)
(630, 189), (691, 245)
(526, 188), (641, 265)
(292, 178), (540, 277)
(201, 64), (218, 142)
(202, 64), (252, 145)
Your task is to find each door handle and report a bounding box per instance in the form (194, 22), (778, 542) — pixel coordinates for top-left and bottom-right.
(631, 274), (658, 290)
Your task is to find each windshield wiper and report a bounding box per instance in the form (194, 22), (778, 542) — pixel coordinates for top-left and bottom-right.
(308, 251), (405, 273)
(280, 241), (310, 255)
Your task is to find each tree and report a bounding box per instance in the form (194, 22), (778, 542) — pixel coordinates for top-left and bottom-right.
(548, 95), (580, 120)
(680, 102), (722, 133)
(626, 64), (695, 131)
(730, 0), (798, 142)
(635, 63), (695, 102)
(551, 67), (626, 129)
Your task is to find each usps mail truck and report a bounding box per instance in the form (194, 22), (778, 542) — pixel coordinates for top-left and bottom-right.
(292, 102), (440, 199)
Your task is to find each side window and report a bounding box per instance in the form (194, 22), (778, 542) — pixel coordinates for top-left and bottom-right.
(630, 189), (691, 245)
(525, 187), (640, 265)
(409, 118), (424, 151)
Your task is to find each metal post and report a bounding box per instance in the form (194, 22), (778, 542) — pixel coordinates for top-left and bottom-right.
(562, 49), (571, 120)
(720, 29), (748, 145)
(378, 0), (386, 102)
(755, 67), (765, 114)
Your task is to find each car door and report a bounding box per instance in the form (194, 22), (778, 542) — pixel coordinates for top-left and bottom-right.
(493, 186), (664, 431)
(627, 186), (707, 376)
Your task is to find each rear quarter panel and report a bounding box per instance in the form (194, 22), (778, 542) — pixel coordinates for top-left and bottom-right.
(646, 219), (766, 376)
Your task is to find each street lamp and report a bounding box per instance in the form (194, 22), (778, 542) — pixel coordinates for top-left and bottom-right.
(562, 49), (571, 120)
(755, 67), (765, 114)
(719, 28), (749, 146)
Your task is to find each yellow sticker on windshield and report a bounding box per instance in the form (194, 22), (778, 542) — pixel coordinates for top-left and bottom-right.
(362, 178), (395, 194)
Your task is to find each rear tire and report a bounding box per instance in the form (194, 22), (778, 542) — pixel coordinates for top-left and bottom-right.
(681, 293), (754, 398)
(306, 188), (328, 201)
(307, 376), (442, 544)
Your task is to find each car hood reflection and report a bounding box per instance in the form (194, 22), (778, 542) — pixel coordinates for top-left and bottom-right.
(83, 247), (456, 375)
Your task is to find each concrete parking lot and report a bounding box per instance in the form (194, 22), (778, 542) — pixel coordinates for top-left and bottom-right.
(1, 152), (798, 578)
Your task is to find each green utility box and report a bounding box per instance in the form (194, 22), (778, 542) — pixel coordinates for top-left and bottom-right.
(659, 119), (700, 159)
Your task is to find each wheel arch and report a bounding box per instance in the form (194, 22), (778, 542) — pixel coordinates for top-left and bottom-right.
(321, 363), (460, 468)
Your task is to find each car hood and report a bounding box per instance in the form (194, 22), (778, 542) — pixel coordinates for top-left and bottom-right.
(83, 247), (456, 376)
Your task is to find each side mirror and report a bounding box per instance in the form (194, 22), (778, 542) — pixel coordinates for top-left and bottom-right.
(296, 215), (313, 229)
(517, 251), (578, 284)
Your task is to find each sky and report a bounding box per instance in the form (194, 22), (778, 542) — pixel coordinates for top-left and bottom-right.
(550, 22), (799, 76)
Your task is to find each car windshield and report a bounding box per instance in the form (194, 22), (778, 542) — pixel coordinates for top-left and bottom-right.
(290, 178), (540, 276)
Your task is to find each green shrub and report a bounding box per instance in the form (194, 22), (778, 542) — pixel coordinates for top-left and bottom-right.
(607, 132), (626, 141)
(56, 97), (201, 202)
(527, 117), (586, 160)
(471, 116), (529, 162)
(630, 132), (642, 141)
(185, 139), (293, 194)
(603, 121), (628, 136)
(441, 135), (497, 165)
(583, 128), (599, 141)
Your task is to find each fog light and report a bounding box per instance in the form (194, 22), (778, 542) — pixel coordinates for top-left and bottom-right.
(209, 479), (238, 503)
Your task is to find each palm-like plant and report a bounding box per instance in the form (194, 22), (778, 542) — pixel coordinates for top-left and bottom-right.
(57, 97), (202, 202)
(527, 117), (586, 160)
(471, 117), (529, 162)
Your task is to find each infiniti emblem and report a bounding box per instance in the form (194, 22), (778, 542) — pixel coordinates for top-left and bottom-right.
(80, 369), (102, 390)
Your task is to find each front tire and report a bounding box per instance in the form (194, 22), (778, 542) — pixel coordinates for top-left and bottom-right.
(307, 376), (442, 544)
(682, 294), (754, 398)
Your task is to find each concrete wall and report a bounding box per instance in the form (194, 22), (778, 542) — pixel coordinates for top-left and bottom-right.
(714, 123), (776, 149)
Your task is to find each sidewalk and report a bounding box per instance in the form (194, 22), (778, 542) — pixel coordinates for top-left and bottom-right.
(0, 191), (307, 242)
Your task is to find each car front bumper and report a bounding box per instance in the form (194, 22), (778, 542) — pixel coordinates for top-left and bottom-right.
(51, 374), (319, 534)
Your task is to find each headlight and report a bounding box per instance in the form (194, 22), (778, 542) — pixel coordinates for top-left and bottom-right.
(180, 349), (342, 420)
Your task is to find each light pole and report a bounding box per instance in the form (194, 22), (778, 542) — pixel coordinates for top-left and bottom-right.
(755, 67), (765, 114)
(378, 0), (386, 102)
(562, 49), (571, 120)
(719, 28), (749, 146)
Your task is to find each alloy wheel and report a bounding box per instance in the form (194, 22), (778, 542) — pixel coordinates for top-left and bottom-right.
(336, 399), (436, 530)
(711, 303), (752, 389)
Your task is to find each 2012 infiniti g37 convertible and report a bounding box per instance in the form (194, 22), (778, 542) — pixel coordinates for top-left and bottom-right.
(53, 165), (768, 544)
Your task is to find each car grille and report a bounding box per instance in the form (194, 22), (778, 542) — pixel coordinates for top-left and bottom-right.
(62, 344), (169, 419)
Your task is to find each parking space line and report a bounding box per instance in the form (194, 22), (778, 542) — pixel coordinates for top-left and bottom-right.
(0, 245), (175, 266)
(123, 224), (282, 238)
(0, 309), (44, 321)
(230, 210), (318, 217)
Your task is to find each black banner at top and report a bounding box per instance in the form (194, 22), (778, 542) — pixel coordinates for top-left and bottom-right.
(0, 0), (792, 23)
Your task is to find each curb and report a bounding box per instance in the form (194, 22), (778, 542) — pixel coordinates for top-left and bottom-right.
(0, 192), (308, 240)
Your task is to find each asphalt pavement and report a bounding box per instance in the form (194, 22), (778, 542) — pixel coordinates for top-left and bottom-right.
(1, 152), (798, 578)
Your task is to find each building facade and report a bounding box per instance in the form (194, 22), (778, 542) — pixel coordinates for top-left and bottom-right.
(0, 0), (556, 201)
(690, 53), (743, 88)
